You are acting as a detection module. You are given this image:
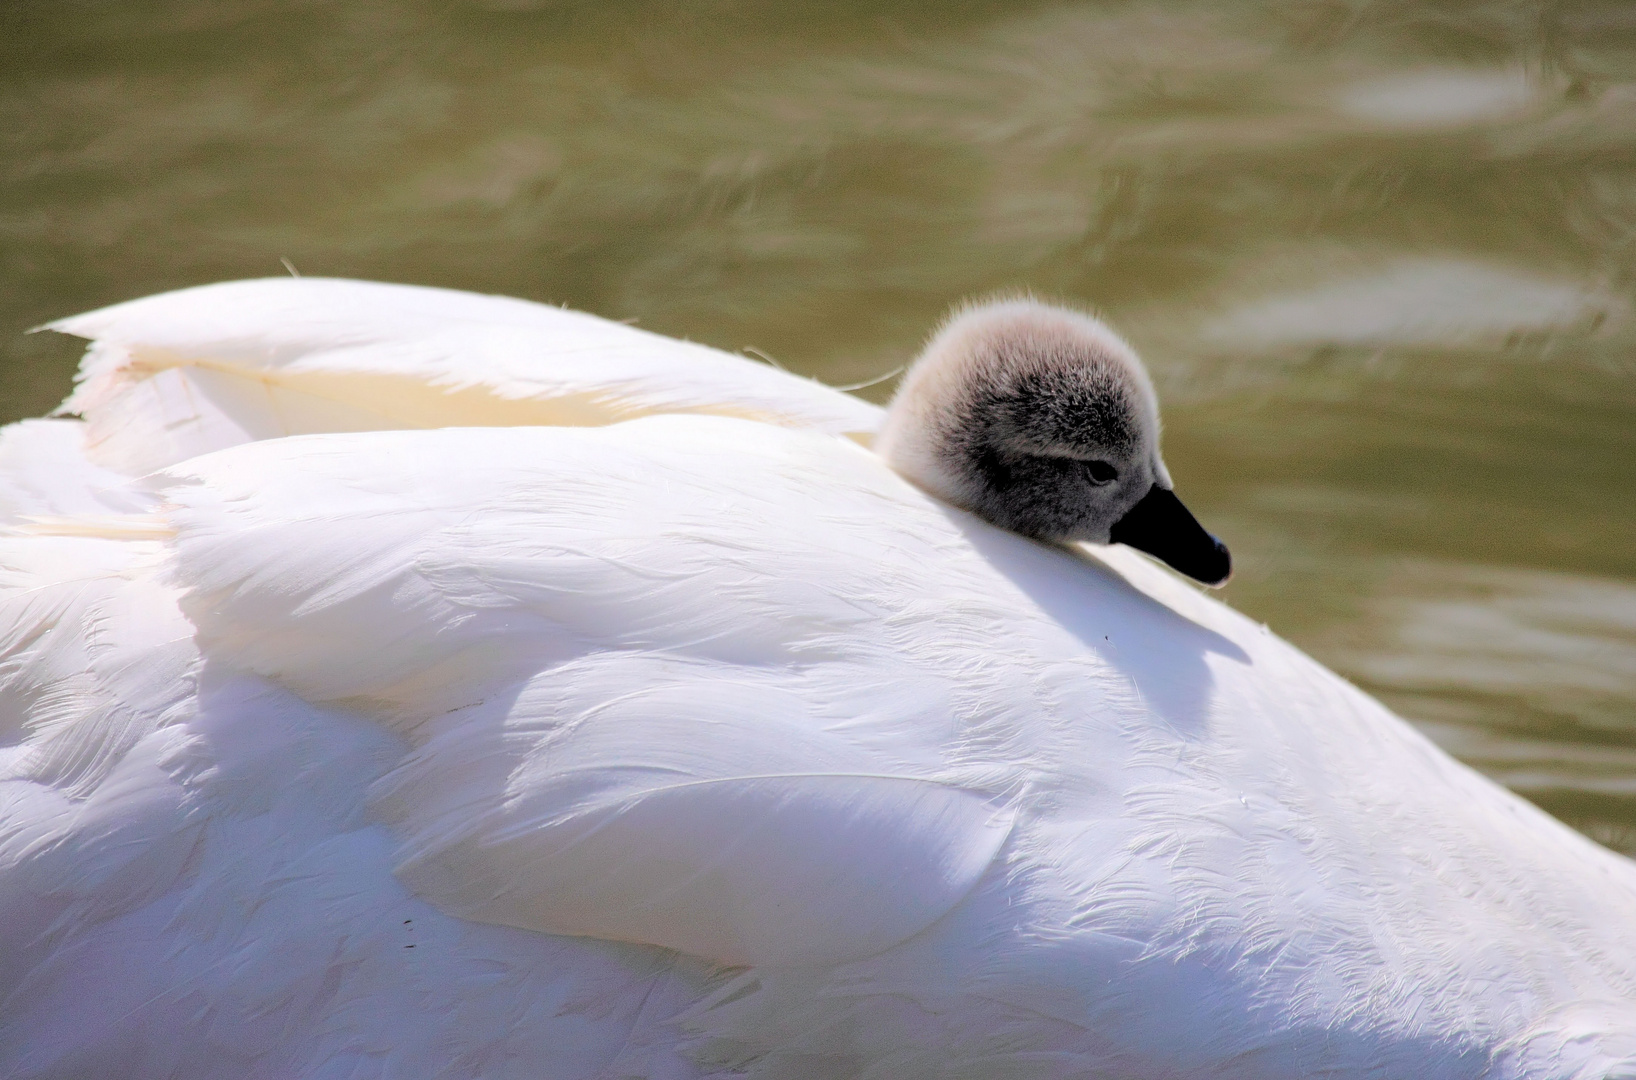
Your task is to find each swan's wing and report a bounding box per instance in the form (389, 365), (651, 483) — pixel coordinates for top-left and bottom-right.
(0, 533), (708, 1079)
(49, 277), (883, 474)
(157, 416), (1043, 968)
(0, 533), (201, 1011)
(154, 415), (1636, 984)
(0, 419), (157, 526)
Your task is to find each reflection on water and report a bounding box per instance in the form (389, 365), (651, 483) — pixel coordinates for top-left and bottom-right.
(2, 1), (1633, 846)
(1200, 256), (1620, 349)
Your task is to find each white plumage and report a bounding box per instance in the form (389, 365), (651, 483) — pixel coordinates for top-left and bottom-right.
(1, 278), (1633, 1079)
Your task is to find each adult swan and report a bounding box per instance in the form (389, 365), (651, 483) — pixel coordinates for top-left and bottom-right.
(0, 279), (1632, 1080)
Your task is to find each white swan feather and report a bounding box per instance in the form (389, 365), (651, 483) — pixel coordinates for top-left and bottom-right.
(49, 276), (880, 474)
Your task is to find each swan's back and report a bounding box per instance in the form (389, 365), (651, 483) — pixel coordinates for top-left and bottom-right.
(3, 279), (1635, 1080)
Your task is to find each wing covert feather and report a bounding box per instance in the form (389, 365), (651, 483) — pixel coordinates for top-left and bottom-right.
(49, 277), (881, 473)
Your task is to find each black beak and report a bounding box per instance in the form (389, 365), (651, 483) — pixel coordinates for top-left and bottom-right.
(1107, 485), (1231, 587)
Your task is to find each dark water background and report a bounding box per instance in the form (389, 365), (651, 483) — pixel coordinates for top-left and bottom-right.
(2, 1), (1633, 848)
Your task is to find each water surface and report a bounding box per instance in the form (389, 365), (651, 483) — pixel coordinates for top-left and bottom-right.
(3, 0), (1633, 847)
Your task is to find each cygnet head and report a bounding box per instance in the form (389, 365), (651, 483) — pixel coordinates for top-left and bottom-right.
(876, 298), (1231, 586)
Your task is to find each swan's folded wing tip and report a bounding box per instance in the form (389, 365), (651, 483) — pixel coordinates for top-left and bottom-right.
(37, 277), (883, 474)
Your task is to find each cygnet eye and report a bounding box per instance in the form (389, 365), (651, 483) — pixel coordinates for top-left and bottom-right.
(1084, 460), (1118, 485)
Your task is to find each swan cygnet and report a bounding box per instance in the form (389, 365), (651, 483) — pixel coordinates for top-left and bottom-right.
(877, 299), (1232, 586)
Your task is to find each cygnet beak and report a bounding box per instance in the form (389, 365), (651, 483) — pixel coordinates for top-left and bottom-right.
(1107, 485), (1232, 587)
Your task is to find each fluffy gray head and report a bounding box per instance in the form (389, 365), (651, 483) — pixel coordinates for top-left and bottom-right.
(876, 298), (1231, 585)
(877, 299), (1169, 543)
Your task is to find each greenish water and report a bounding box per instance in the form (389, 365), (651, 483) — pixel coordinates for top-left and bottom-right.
(3, 1), (1633, 847)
